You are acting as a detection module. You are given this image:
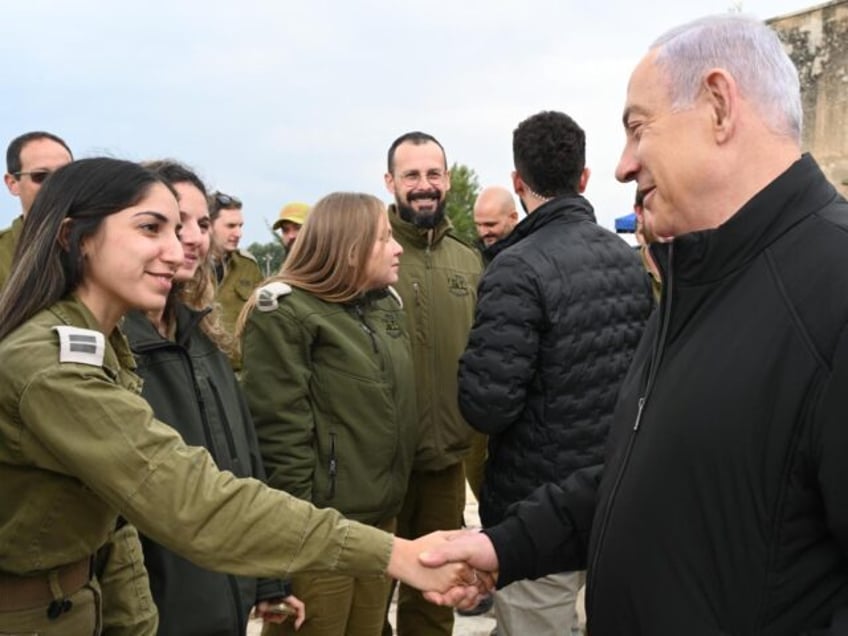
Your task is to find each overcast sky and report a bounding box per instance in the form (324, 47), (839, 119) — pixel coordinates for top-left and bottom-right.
(0, 0), (812, 245)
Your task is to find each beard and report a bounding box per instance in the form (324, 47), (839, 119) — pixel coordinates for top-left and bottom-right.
(396, 189), (447, 229)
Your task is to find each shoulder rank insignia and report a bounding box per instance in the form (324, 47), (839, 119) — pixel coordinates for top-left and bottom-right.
(53, 326), (105, 366)
(256, 281), (293, 312)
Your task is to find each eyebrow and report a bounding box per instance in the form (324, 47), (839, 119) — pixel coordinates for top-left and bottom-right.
(133, 211), (173, 222)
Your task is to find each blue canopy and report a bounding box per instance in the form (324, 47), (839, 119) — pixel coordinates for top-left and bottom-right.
(615, 212), (637, 233)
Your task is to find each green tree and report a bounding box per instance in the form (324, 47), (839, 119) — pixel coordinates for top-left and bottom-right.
(445, 162), (481, 246)
(246, 240), (285, 277)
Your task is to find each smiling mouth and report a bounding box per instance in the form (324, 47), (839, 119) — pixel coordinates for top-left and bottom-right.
(409, 190), (440, 204)
(148, 272), (174, 288)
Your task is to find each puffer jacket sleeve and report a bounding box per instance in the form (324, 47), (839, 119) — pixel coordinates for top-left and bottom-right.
(458, 251), (543, 434)
(241, 304), (316, 502)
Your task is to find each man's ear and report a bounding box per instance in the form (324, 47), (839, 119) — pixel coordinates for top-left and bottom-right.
(512, 170), (524, 197)
(384, 171), (395, 195)
(578, 167), (591, 193)
(704, 68), (736, 144)
(4, 173), (19, 197)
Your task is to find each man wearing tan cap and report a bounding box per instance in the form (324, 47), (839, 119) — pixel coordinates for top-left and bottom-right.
(273, 202), (310, 252)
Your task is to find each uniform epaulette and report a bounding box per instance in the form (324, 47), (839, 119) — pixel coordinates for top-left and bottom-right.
(387, 286), (403, 309)
(53, 326), (105, 366)
(256, 281), (293, 312)
(237, 248), (258, 263)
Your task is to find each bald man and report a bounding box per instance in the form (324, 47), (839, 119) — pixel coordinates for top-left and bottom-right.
(473, 186), (519, 254)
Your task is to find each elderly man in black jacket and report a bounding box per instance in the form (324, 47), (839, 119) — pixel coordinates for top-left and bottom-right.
(457, 110), (653, 635)
(427, 13), (848, 636)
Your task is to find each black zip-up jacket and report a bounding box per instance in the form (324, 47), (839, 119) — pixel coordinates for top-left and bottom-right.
(459, 195), (653, 526)
(123, 306), (288, 636)
(484, 155), (848, 634)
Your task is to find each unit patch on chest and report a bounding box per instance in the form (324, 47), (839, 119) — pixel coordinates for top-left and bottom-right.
(382, 314), (403, 338)
(53, 326), (105, 366)
(447, 274), (471, 296)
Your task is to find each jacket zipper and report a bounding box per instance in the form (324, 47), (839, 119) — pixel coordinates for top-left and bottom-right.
(354, 305), (379, 354)
(586, 242), (675, 612)
(327, 432), (337, 499)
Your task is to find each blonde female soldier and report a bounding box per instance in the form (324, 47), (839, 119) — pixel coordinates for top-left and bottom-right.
(239, 193), (414, 635)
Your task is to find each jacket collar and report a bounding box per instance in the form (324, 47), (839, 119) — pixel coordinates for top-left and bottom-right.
(123, 304), (210, 351)
(388, 204), (454, 249)
(488, 194), (597, 259)
(654, 154), (837, 285)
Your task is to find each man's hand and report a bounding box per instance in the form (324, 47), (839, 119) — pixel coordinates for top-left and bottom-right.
(387, 532), (480, 596)
(418, 529), (500, 607)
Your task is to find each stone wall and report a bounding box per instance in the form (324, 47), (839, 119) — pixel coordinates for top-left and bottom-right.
(768, 1), (848, 195)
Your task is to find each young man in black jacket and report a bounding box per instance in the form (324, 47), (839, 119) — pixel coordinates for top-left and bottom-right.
(424, 13), (848, 636)
(457, 111), (652, 635)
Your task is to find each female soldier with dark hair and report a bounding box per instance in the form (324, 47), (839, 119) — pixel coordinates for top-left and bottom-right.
(0, 158), (472, 636)
(103, 159), (303, 635)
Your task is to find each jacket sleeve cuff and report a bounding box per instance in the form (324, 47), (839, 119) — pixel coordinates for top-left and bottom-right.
(255, 577), (291, 602)
(336, 521), (394, 576)
(483, 516), (533, 588)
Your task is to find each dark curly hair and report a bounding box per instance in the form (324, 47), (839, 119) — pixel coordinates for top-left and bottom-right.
(512, 111), (585, 198)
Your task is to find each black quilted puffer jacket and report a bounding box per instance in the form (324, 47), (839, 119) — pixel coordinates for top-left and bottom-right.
(458, 194), (654, 526)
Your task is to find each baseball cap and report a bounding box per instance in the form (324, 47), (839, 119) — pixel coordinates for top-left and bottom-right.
(273, 202), (310, 230)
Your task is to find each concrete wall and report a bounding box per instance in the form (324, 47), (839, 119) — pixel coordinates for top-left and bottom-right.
(768, 1), (848, 196)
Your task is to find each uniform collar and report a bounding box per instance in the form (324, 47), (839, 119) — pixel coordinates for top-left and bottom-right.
(123, 304), (210, 350)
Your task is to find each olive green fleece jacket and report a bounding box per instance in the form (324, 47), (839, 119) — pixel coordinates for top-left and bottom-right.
(241, 285), (417, 525)
(388, 205), (483, 471)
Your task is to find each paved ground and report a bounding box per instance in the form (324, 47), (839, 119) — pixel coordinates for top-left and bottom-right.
(249, 485), (585, 635)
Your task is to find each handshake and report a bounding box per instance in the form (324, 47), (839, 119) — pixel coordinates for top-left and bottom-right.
(387, 529), (500, 610)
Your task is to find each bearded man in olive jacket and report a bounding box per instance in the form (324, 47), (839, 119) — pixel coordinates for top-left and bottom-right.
(382, 131), (482, 636)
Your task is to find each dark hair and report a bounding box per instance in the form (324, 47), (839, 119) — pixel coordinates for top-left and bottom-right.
(6, 131), (73, 174)
(207, 190), (242, 221)
(0, 158), (174, 341)
(386, 131), (447, 173)
(143, 159), (208, 199)
(512, 111), (585, 198)
(635, 188), (645, 207)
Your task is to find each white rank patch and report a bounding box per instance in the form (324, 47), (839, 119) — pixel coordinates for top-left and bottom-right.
(256, 282), (293, 312)
(53, 326), (106, 366)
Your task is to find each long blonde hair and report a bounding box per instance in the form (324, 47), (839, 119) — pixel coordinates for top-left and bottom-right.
(236, 192), (385, 335)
